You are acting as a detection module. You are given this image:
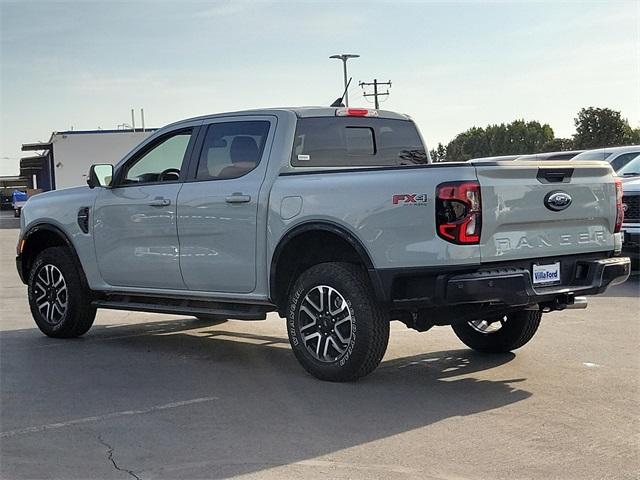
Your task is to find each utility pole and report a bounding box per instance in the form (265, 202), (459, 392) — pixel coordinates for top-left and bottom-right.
(329, 54), (360, 107)
(359, 79), (391, 109)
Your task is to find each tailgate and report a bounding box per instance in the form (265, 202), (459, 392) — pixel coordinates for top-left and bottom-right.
(474, 161), (616, 262)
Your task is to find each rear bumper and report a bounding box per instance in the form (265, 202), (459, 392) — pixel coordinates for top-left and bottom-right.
(370, 253), (631, 309)
(443, 257), (630, 307)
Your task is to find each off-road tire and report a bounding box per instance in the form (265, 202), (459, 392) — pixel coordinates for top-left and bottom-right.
(28, 246), (96, 338)
(287, 262), (389, 382)
(452, 310), (542, 353)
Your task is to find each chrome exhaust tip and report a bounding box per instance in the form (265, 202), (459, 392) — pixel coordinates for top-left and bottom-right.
(566, 296), (588, 309)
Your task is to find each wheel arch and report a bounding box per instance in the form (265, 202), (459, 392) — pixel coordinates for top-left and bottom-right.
(269, 221), (379, 312)
(19, 223), (86, 286)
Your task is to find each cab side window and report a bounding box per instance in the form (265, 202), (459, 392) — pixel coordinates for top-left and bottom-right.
(122, 130), (192, 185)
(196, 121), (270, 180)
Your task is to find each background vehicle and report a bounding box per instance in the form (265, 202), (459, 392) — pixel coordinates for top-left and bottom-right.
(470, 151), (583, 163)
(618, 155), (640, 265)
(618, 153), (640, 179)
(515, 150), (583, 161)
(464, 154), (521, 162)
(572, 145), (640, 172)
(15, 107), (631, 381)
(11, 190), (27, 217)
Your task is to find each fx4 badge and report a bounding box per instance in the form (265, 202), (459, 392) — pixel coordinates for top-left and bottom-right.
(392, 193), (429, 205)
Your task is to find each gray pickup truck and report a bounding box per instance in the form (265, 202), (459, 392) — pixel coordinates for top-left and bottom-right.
(16, 107), (631, 381)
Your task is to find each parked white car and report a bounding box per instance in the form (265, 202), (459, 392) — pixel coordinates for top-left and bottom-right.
(572, 145), (640, 172)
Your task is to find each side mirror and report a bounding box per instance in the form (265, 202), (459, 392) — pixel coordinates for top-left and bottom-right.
(87, 164), (114, 189)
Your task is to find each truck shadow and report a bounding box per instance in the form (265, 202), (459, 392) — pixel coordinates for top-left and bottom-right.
(1, 318), (530, 478)
(601, 274), (639, 298)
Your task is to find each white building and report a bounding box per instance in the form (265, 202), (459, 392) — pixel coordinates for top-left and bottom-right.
(21, 129), (156, 191)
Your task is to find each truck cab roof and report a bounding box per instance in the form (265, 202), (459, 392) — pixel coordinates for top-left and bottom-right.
(162, 107), (411, 131)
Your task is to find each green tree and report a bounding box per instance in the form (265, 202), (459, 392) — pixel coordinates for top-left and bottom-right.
(623, 125), (640, 145)
(573, 107), (632, 149)
(429, 142), (447, 162)
(541, 137), (574, 152)
(433, 107), (637, 163)
(443, 120), (554, 161)
(444, 127), (489, 161)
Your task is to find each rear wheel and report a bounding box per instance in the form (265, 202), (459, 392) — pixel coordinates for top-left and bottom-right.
(28, 247), (96, 338)
(451, 310), (542, 353)
(287, 262), (390, 382)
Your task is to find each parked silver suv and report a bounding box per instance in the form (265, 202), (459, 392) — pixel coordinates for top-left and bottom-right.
(572, 145), (640, 171)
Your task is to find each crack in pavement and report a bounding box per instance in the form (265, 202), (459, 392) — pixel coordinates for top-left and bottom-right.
(97, 435), (142, 480)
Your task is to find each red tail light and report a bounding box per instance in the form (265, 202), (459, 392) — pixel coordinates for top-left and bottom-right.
(436, 181), (482, 245)
(614, 178), (624, 233)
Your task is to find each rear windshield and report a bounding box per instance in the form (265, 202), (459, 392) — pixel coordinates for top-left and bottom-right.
(291, 117), (427, 167)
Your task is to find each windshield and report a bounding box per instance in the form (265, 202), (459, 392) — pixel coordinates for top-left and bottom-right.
(617, 154), (640, 176)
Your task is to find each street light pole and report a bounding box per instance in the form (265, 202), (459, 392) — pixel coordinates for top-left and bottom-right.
(341, 60), (348, 106)
(329, 54), (360, 107)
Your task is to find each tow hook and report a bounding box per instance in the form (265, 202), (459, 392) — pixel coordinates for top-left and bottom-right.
(541, 294), (588, 312)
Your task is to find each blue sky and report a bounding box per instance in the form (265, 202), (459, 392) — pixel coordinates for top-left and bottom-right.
(1, 0), (638, 175)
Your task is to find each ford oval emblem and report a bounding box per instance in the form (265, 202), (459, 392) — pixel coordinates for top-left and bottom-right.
(544, 191), (572, 211)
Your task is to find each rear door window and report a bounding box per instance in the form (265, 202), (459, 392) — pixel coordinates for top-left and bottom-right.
(291, 117), (426, 167)
(196, 121), (270, 180)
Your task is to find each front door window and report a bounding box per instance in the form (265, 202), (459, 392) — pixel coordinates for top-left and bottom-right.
(123, 131), (192, 184)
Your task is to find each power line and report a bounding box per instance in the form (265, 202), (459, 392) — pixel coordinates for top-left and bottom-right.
(359, 79), (391, 109)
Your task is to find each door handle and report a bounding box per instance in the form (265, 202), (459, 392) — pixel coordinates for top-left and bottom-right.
(148, 197), (171, 207)
(225, 193), (251, 204)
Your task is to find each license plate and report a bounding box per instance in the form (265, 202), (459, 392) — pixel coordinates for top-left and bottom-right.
(532, 262), (561, 285)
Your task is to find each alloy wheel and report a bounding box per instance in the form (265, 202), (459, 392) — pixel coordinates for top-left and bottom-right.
(33, 264), (68, 325)
(298, 285), (353, 363)
(468, 315), (507, 334)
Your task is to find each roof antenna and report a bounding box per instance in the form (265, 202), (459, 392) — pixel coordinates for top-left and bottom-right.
(330, 77), (352, 107)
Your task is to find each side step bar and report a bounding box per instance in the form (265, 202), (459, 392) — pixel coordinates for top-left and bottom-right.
(92, 294), (275, 320)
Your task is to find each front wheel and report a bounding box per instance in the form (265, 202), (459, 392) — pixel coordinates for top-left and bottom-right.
(28, 247), (96, 338)
(287, 262), (390, 382)
(451, 310), (542, 353)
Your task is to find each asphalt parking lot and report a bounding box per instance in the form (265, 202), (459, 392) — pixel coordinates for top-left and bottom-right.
(1, 216), (638, 479)
(0, 209), (20, 230)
